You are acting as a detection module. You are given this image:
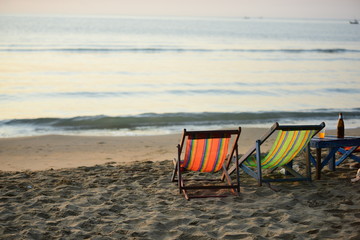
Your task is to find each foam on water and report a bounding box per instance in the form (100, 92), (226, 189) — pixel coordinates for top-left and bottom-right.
(1, 109), (359, 137)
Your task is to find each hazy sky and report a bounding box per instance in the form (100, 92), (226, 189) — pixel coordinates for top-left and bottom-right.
(0, 0), (359, 19)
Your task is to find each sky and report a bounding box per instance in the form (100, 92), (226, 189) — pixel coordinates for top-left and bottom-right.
(0, 0), (359, 19)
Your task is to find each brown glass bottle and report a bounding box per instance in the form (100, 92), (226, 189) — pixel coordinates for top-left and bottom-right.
(337, 113), (344, 138)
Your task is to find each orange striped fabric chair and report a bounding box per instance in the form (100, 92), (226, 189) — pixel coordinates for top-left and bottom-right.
(172, 128), (241, 200)
(227, 122), (325, 187)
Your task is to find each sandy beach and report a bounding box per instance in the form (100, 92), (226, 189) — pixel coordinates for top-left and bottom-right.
(1, 127), (360, 239)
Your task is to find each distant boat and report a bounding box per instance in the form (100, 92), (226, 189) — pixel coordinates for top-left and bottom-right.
(349, 19), (359, 24)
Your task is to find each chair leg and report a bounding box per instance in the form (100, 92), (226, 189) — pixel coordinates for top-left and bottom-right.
(178, 164), (182, 194)
(177, 144), (182, 194)
(182, 189), (190, 200)
(179, 177), (188, 199)
(255, 140), (262, 186)
(220, 156), (230, 181)
(305, 144), (312, 181)
(222, 165), (236, 194)
(236, 146), (240, 193)
(285, 161), (293, 176)
(171, 158), (178, 182)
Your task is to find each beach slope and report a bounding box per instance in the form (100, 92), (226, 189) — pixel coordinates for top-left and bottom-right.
(1, 128), (359, 239)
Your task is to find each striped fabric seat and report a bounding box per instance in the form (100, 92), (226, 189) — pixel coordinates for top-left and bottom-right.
(172, 128), (241, 199)
(244, 129), (317, 169)
(226, 122), (324, 187)
(183, 133), (230, 172)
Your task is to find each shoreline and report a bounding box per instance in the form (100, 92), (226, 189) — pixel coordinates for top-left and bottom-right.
(1, 127), (359, 172)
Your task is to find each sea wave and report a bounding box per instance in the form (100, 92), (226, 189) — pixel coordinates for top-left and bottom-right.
(1, 109), (360, 137)
(2, 109), (360, 130)
(1, 47), (359, 54)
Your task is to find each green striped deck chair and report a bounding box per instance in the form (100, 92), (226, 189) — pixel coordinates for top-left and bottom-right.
(172, 128), (241, 200)
(227, 122), (325, 186)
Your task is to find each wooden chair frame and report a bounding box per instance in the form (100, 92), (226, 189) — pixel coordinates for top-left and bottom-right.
(172, 128), (241, 200)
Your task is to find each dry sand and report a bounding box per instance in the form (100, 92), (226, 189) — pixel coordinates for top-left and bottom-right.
(0, 128), (276, 172)
(1, 127), (360, 239)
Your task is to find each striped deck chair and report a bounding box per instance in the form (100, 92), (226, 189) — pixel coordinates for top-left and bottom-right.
(227, 122), (325, 186)
(171, 128), (241, 200)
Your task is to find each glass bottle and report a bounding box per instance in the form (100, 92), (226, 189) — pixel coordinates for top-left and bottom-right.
(337, 113), (345, 138)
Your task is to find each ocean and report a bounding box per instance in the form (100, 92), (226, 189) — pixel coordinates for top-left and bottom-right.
(1, 15), (360, 137)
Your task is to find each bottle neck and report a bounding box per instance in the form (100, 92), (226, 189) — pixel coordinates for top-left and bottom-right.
(339, 113), (343, 120)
